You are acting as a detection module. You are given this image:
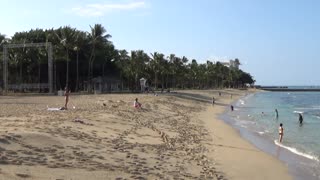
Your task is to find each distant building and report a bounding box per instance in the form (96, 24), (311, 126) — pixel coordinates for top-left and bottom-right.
(88, 76), (122, 93)
(220, 59), (240, 70)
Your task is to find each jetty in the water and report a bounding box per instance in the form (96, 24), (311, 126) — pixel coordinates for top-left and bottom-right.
(258, 86), (320, 92)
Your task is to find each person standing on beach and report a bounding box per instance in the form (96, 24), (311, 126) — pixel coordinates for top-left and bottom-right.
(212, 97), (215, 105)
(230, 105), (234, 111)
(299, 113), (303, 125)
(275, 109), (279, 119)
(64, 87), (70, 110)
(279, 123), (284, 143)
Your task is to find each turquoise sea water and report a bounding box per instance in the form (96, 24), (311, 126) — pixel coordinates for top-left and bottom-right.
(225, 91), (320, 179)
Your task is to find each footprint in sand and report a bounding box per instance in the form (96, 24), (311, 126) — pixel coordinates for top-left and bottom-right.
(16, 173), (31, 178)
(115, 178), (124, 180)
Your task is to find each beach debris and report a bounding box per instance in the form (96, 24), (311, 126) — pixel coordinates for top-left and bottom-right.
(72, 118), (93, 126)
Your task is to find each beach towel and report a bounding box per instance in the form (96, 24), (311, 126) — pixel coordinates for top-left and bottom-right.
(47, 107), (65, 111)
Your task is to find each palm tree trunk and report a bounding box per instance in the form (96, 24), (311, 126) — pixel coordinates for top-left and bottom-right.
(120, 72), (123, 90)
(19, 61), (22, 84)
(66, 48), (69, 88)
(161, 74), (164, 90)
(88, 47), (95, 93)
(76, 50), (79, 91)
(87, 60), (90, 91)
(165, 74), (168, 89)
(154, 71), (157, 90)
(38, 61), (41, 92)
(102, 63), (105, 78)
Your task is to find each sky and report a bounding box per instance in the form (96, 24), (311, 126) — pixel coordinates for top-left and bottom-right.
(1, 0), (320, 85)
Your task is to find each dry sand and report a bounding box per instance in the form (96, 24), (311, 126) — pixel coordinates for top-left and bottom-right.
(0, 90), (291, 179)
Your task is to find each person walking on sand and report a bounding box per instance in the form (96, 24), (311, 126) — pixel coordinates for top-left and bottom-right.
(212, 97), (215, 105)
(279, 123), (284, 143)
(275, 109), (279, 119)
(230, 105), (234, 111)
(299, 113), (303, 125)
(134, 98), (142, 108)
(64, 87), (70, 110)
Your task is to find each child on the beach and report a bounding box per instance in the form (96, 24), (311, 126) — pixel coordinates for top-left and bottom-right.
(64, 87), (70, 109)
(279, 123), (284, 143)
(134, 98), (142, 108)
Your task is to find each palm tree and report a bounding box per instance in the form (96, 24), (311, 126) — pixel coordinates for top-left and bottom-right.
(9, 34), (28, 88)
(55, 26), (77, 88)
(126, 50), (149, 91)
(115, 49), (130, 90)
(189, 59), (198, 88)
(150, 52), (166, 90)
(73, 31), (87, 91)
(87, 24), (112, 92)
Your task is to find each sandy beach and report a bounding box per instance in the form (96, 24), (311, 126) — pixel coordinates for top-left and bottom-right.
(0, 90), (291, 179)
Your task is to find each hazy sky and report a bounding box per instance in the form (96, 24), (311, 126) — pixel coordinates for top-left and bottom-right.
(1, 0), (320, 85)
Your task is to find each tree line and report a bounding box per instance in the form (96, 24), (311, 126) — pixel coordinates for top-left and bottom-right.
(0, 24), (255, 92)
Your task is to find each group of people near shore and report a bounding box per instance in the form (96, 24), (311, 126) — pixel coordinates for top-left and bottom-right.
(275, 109), (303, 143)
(227, 105), (304, 143)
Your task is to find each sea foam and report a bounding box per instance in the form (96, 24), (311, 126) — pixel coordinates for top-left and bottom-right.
(274, 140), (319, 162)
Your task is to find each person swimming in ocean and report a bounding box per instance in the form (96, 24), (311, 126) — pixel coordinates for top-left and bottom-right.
(299, 113), (303, 125)
(279, 123), (284, 143)
(275, 109), (279, 119)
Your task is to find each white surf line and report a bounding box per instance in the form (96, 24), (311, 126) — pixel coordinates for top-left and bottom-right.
(274, 140), (319, 162)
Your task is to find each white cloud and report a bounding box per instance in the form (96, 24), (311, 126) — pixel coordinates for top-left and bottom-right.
(71, 1), (147, 17)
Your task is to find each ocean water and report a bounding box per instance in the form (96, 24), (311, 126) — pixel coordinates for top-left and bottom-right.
(223, 91), (320, 180)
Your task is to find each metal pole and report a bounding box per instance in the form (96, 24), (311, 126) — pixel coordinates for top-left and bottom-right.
(48, 43), (53, 93)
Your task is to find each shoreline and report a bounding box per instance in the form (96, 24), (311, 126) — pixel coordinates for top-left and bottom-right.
(190, 90), (292, 180)
(224, 91), (320, 180)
